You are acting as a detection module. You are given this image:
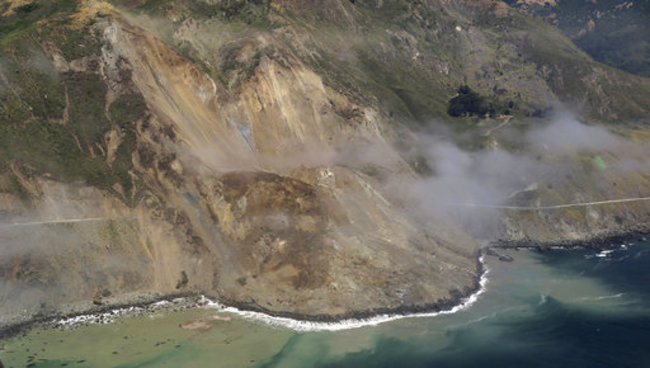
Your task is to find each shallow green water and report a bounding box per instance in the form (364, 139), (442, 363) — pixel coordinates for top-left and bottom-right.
(2, 242), (649, 368)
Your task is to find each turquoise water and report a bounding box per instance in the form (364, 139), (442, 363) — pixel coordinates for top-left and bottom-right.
(1, 240), (649, 367)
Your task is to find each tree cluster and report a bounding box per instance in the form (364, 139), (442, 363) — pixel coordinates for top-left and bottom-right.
(447, 85), (492, 118)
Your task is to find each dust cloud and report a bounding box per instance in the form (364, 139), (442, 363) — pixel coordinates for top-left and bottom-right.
(397, 113), (648, 238)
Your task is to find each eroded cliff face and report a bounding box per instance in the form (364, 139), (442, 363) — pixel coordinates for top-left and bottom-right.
(99, 14), (479, 318)
(0, 2), (479, 327)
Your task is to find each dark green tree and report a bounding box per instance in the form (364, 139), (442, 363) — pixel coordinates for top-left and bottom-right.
(447, 85), (489, 117)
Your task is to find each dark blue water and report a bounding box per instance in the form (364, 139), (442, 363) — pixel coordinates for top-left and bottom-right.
(259, 242), (650, 368)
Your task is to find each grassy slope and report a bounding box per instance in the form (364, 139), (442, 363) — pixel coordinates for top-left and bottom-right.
(0, 0), (146, 203)
(508, 12), (650, 125)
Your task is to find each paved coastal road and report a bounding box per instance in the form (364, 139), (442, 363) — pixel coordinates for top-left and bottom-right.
(2, 197), (650, 226)
(0, 217), (133, 228)
(455, 196), (650, 211)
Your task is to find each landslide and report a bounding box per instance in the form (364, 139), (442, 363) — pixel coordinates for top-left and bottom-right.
(99, 9), (481, 319)
(0, 0), (479, 328)
(123, 0), (650, 242)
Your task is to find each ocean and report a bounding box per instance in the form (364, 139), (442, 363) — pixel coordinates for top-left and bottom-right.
(1, 238), (649, 368)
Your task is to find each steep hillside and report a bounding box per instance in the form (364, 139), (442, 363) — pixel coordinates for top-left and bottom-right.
(0, 0), (479, 327)
(125, 0), (650, 125)
(0, 0), (648, 330)
(505, 0), (650, 77)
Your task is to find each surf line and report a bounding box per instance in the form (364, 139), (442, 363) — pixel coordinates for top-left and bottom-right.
(51, 258), (489, 332)
(203, 255), (490, 332)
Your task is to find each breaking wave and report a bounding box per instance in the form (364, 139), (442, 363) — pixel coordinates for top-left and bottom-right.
(203, 256), (490, 332)
(51, 257), (489, 332)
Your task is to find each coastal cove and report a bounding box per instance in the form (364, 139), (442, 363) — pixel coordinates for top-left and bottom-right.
(2, 229), (647, 339)
(0, 251), (487, 340)
(1, 236), (649, 368)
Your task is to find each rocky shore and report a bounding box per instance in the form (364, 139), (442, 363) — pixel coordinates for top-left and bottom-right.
(491, 226), (650, 251)
(4, 227), (650, 339)
(209, 255), (486, 325)
(0, 253), (486, 339)
(0, 292), (199, 340)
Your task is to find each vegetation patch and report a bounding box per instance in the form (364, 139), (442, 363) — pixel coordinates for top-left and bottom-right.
(447, 85), (507, 119)
(136, 0), (270, 25)
(236, 276), (247, 286)
(109, 93), (147, 128)
(0, 0), (76, 46)
(65, 71), (111, 146)
(0, 18), (144, 204)
(42, 22), (103, 60)
(0, 44), (66, 122)
(0, 161), (31, 203)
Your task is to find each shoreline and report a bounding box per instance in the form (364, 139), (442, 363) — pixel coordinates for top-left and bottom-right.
(0, 254), (487, 338)
(202, 226), (648, 330)
(200, 254), (489, 332)
(490, 227), (649, 251)
(0, 292), (199, 340)
(1, 228), (647, 339)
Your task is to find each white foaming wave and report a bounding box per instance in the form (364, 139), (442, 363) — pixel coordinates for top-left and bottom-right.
(538, 293), (548, 305)
(596, 249), (615, 258)
(576, 293), (625, 302)
(51, 299), (184, 328)
(52, 306), (144, 328)
(150, 300), (171, 308)
(48, 257), (489, 332)
(447, 304), (521, 330)
(203, 256), (490, 332)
